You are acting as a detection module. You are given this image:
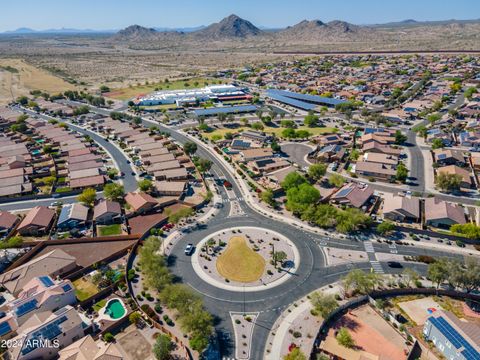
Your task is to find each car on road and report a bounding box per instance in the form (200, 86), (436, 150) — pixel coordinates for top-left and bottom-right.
(185, 244), (194, 255)
(50, 201), (63, 207)
(387, 261), (403, 268)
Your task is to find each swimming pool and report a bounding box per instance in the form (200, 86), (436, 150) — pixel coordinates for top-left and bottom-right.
(101, 298), (127, 320)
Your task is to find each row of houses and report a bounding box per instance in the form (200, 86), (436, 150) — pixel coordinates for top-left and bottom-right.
(0, 247), (124, 360)
(330, 180), (469, 229)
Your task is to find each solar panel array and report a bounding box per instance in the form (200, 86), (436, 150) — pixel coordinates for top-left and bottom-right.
(429, 316), (480, 360)
(62, 284), (72, 292)
(0, 322), (11, 336)
(21, 315), (68, 355)
(15, 299), (38, 317)
(39, 276), (54, 287)
(231, 139), (251, 148)
(266, 90), (316, 111)
(193, 105), (257, 117)
(277, 90), (346, 106)
(334, 186), (354, 198)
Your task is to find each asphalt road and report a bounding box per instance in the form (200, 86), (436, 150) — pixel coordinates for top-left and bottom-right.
(2, 107), (138, 211)
(41, 103), (472, 358)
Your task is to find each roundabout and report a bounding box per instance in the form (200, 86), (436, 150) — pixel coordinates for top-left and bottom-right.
(192, 226), (300, 292)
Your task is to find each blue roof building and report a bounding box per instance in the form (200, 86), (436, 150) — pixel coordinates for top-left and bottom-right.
(193, 105), (257, 117)
(266, 89), (347, 110)
(423, 310), (480, 360)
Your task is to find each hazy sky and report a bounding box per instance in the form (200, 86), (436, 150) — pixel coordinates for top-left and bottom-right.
(0, 0), (478, 31)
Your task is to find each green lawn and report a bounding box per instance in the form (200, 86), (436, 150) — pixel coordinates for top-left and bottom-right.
(105, 77), (227, 101)
(203, 125), (337, 140)
(98, 224), (122, 236)
(93, 299), (107, 312)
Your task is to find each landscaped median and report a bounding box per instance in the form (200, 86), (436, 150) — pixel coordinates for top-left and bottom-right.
(192, 226), (299, 292)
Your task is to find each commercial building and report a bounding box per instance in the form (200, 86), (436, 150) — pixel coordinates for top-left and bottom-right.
(135, 84), (247, 106)
(266, 89), (346, 110)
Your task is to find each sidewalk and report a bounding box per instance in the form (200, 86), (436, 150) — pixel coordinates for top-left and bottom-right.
(181, 131), (480, 258)
(265, 283), (343, 360)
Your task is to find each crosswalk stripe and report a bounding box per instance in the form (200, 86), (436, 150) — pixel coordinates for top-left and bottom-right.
(363, 241), (375, 253)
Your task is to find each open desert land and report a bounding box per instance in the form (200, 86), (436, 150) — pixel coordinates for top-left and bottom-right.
(0, 58), (76, 105)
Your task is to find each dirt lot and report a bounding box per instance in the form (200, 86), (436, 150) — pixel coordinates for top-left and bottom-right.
(325, 305), (408, 360)
(117, 326), (154, 360)
(0, 58), (76, 105)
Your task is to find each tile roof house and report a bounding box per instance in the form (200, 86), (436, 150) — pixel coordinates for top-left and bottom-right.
(93, 200), (122, 225)
(354, 161), (396, 181)
(240, 148), (273, 162)
(361, 152), (398, 166)
(3, 276), (76, 327)
(362, 141), (402, 156)
(382, 194), (420, 222)
(57, 203), (89, 230)
(125, 192), (158, 214)
(433, 149), (466, 166)
(153, 167), (188, 181)
(0, 211), (18, 237)
(437, 165), (472, 189)
(0, 249), (77, 296)
(8, 305), (90, 360)
(331, 183), (374, 209)
(316, 145), (346, 162)
(424, 197), (466, 228)
(58, 335), (123, 360)
(155, 181), (186, 196)
(17, 206), (55, 236)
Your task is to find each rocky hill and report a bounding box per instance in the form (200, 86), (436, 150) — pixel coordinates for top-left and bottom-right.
(192, 14), (263, 39)
(113, 25), (158, 41)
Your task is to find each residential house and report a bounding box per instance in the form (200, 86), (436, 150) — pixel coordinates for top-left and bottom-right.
(0, 211), (18, 237)
(1, 276), (76, 328)
(153, 167), (188, 181)
(330, 183), (374, 209)
(0, 249), (77, 296)
(362, 141), (402, 156)
(360, 152), (398, 166)
(316, 145), (346, 162)
(125, 192), (158, 214)
(8, 305), (90, 360)
(433, 149), (466, 166)
(93, 200), (122, 225)
(354, 162), (396, 181)
(437, 165), (472, 189)
(423, 310), (480, 360)
(16, 206), (55, 236)
(240, 130), (271, 143)
(57, 203), (89, 230)
(424, 197), (466, 228)
(230, 139), (252, 150)
(250, 158), (290, 174)
(382, 194), (420, 222)
(314, 134), (343, 147)
(58, 335), (123, 360)
(155, 181), (186, 196)
(240, 148), (273, 162)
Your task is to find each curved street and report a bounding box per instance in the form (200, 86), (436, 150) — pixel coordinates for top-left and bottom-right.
(51, 103), (471, 358)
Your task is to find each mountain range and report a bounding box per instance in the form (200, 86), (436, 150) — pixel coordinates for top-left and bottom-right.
(3, 14), (480, 37)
